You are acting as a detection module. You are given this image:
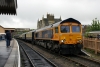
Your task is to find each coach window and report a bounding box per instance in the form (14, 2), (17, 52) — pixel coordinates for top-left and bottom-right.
(55, 27), (58, 33)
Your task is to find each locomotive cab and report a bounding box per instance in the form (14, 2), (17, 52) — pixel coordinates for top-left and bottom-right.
(58, 21), (83, 54)
(59, 23), (82, 45)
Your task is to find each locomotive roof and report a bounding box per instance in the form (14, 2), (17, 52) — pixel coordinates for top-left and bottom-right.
(21, 33), (26, 35)
(26, 30), (36, 34)
(53, 18), (81, 27)
(61, 18), (81, 24)
(36, 25), (52, 32)
(36, 18), (81, 32)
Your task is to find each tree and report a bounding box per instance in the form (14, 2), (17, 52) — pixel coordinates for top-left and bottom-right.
(84, 25), (91, 37)
(91, 18), (100, 31)
(86, 25), (91, 32)
(84, 18), (100, 37)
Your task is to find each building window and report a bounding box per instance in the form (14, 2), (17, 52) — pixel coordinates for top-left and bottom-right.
(55, 27), (58, 33)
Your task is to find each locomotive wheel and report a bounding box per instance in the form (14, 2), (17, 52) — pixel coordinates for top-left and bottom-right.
(37, 41), (39, 45)
(41, 42), (44, 46)
(38, 42), (41, 45)
(54, 44), (60, 53)
(39, 42), (41, 45)
(47, 42), (52, 50)
(47, 43), (50, 49)
(44, 42), (47, 48)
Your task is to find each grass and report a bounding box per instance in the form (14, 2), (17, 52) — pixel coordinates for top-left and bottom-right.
(84, 48), (100, 59)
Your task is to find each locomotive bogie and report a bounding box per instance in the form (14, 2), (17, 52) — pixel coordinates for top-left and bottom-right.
(60, 44), (83, 54)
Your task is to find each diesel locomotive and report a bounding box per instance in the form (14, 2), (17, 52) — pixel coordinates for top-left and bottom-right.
(19, 18), (83, 54)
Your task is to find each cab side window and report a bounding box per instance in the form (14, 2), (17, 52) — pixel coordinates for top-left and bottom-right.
(55, 27), (58, 33)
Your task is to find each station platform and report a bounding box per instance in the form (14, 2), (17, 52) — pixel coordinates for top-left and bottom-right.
(0, 39), (20, 67)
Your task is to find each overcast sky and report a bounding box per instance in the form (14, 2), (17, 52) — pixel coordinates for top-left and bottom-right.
(0, 0), (100, 29)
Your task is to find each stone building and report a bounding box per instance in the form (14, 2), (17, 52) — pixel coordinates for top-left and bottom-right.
(37, 13), (62, 29)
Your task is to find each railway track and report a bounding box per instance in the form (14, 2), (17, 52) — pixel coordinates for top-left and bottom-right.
(76, 55), (100, 67)
(19, 45), (32, 67)
(33, 43), (100, 67)
(61, 55), (100, 67)
(18, 39), (100, 67)
(18, 40), (57, 67)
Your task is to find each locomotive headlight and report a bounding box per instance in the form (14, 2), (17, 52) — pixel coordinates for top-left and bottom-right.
(61, 40), (64, 42)
(77, 40), (82, 43)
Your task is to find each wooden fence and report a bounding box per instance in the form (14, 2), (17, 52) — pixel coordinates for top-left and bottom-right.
(83, 37), (100, 54)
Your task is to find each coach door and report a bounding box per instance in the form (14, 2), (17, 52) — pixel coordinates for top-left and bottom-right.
(32, 32), (34, 41)
(25, 34), (26, 41)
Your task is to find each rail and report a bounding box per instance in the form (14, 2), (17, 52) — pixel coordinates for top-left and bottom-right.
(18, 40), (57, 67)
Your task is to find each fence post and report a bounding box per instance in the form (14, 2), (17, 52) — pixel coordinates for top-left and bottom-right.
(95, 38), (97, 54)
(83, 37), (85, 48)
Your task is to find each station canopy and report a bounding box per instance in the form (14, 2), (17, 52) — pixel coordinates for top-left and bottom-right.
(0, 0), (17, 15)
